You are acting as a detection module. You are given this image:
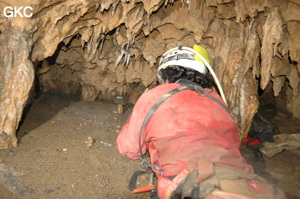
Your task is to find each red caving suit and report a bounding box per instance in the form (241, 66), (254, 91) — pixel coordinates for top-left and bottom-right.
(116, 83), (286, 199)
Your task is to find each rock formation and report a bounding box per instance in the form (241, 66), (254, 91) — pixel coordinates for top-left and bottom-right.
(0, 30), (34, 148)
(0, 0), (299, 149)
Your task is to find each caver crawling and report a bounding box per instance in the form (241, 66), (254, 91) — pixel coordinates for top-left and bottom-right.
(116, 45), (286, 199)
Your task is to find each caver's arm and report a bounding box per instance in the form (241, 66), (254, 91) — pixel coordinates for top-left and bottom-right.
(116, 93), (152, 160)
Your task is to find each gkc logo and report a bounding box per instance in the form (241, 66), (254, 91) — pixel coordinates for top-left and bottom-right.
(3, 6), (33, 18)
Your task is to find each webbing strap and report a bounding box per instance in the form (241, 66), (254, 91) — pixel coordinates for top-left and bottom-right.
(160, 53), (195, 66)
(138, 86), (190, 168)
(128, 170), (148, 190)
(178, 79), (231, 116)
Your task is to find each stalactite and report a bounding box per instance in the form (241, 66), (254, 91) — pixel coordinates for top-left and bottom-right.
(0, 0), (300, 148)
(260, 7), (284, 90)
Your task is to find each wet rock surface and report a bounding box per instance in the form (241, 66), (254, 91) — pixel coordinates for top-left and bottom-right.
(0, 94), (299, 199)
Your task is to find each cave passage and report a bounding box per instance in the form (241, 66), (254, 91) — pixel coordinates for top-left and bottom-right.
(0, 3), (300, 198)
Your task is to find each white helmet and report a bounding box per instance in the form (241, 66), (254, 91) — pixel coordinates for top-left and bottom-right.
(157, 45), (210, 84)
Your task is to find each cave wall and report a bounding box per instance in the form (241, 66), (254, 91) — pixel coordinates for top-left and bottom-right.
(0, 30), (34, 148)
(0, 0), (299, 149)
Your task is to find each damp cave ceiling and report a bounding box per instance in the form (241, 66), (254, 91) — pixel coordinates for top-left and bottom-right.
(0, 0), (300, 149)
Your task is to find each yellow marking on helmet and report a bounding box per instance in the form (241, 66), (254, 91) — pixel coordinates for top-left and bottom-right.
(193, 45), (210, 64)
(161, 64), (169, 69)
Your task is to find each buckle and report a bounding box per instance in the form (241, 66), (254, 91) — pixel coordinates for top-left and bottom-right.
(140, 158), (151, 171)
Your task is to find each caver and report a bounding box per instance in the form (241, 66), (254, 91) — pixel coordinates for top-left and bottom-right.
(116, 45), (286, 199)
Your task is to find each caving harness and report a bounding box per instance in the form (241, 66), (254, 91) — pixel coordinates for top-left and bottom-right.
(128, 79), (232, 198)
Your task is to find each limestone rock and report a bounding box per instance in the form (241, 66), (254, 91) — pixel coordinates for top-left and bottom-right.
(0, 0), (300, 147)
(81, 84), (98, 102)
(0, 30), (34, 148)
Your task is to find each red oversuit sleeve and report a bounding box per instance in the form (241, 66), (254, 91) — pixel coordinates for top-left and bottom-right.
(116, 92), (151, 160)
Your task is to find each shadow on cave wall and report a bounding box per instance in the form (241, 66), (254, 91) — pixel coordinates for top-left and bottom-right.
(16, 42), (80, 145)
(257, 80), (293, 120)
(17, 94), (80, 145)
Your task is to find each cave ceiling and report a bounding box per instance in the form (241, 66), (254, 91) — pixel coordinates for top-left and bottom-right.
(0, 0), (299, 149)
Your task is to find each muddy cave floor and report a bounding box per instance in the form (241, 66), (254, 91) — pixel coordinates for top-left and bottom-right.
(0, 94), (299, 199)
